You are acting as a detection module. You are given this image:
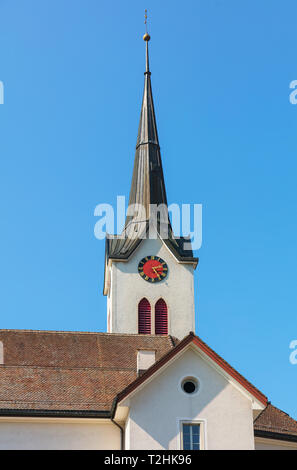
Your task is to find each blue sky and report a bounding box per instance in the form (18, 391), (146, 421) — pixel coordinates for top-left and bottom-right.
(0, 0), (296, 418)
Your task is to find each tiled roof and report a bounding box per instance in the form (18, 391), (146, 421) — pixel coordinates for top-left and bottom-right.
(1, 328), (296, 441)
(254, 404), (297, 438)
(0, 330), (174, 412)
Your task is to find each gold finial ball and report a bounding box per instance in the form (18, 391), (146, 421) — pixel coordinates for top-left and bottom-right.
(143, 33), (151, 42)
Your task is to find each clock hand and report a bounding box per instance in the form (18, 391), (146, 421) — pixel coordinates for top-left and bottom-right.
(152, 267), (161, 279)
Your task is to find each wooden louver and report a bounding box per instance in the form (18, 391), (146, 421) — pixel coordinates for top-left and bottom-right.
(138, 298), (151, 334)
(155, 299), (168, 335)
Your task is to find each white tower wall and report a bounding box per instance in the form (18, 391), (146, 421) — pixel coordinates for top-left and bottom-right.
(107, 237), (195, 339)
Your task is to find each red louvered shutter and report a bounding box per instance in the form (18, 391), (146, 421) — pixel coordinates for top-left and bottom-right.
(138, 298), (151, 334)
(155, 299), (168, 335)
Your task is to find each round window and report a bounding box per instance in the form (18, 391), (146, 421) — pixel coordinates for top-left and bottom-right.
(181, 377), (199, 395)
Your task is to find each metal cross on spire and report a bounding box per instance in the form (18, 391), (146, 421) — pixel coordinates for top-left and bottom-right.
(143, 10), (151, 73)
(144, 9), (148, 33)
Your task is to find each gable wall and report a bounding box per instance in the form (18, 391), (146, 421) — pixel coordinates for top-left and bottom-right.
(124, 348), (255, 450)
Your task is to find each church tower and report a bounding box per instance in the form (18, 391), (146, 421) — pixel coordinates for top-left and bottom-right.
(103, 32), (198, 339)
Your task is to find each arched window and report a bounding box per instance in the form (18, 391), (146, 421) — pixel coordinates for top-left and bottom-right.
(138, 298), (151, 334)
(155, 299), (168, 335)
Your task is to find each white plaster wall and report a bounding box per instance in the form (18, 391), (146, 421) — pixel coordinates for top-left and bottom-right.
(109, 238), (195, 339)
(0, 420), (120, 450)
(137, 350), (156, 371)
(107, 265), (113, 333)
(125, 414), (131, 450)
(124, 348), (255, 450)
(255, 438), (297, 450)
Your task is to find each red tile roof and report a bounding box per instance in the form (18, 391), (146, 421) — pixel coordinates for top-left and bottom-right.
(0, 330), (174, 412)
(254, 404), (297, 439)
(2, 328), (296, 442)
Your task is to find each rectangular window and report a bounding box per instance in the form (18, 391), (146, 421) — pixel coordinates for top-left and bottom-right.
(182, 423), (200, 450)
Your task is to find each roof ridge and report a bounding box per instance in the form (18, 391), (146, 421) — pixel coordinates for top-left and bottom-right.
(0, 329), (172, 338)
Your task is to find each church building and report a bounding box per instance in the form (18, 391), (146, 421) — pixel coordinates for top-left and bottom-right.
(0, 33), (296, 450)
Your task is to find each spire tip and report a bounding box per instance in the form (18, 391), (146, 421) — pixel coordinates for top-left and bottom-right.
(143, 10), (150, 73)
(143, 9), (150, 41)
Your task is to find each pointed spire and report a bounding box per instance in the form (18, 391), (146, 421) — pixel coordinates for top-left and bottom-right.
(127, 28), (167, 222)
(105, 18), (198, 267)
(136, 38), (159, 149)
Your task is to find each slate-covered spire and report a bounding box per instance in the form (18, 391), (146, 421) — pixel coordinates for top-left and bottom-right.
(127, 33), (168, 221)
(105, 32), (198, 266)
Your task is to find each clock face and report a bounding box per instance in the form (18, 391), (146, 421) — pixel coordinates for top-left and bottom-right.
(138, 256), (168, 283)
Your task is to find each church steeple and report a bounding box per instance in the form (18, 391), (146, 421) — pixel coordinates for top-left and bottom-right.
(104, 23), (198, 338)
(127, 32), (168, 223)
(105, 29), (198, 265)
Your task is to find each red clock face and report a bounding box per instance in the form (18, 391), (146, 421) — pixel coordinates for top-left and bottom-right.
(138, 256), (168, 283)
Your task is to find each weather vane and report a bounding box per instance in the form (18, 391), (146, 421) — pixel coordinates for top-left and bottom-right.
(143, 9), (150, 41)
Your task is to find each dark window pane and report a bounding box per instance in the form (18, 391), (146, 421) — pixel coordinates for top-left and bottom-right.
(183, 439), (191, 450)
(182, 423), (201, 450)
(183, 424), (190, 435)
(192, 426), (200, 437)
